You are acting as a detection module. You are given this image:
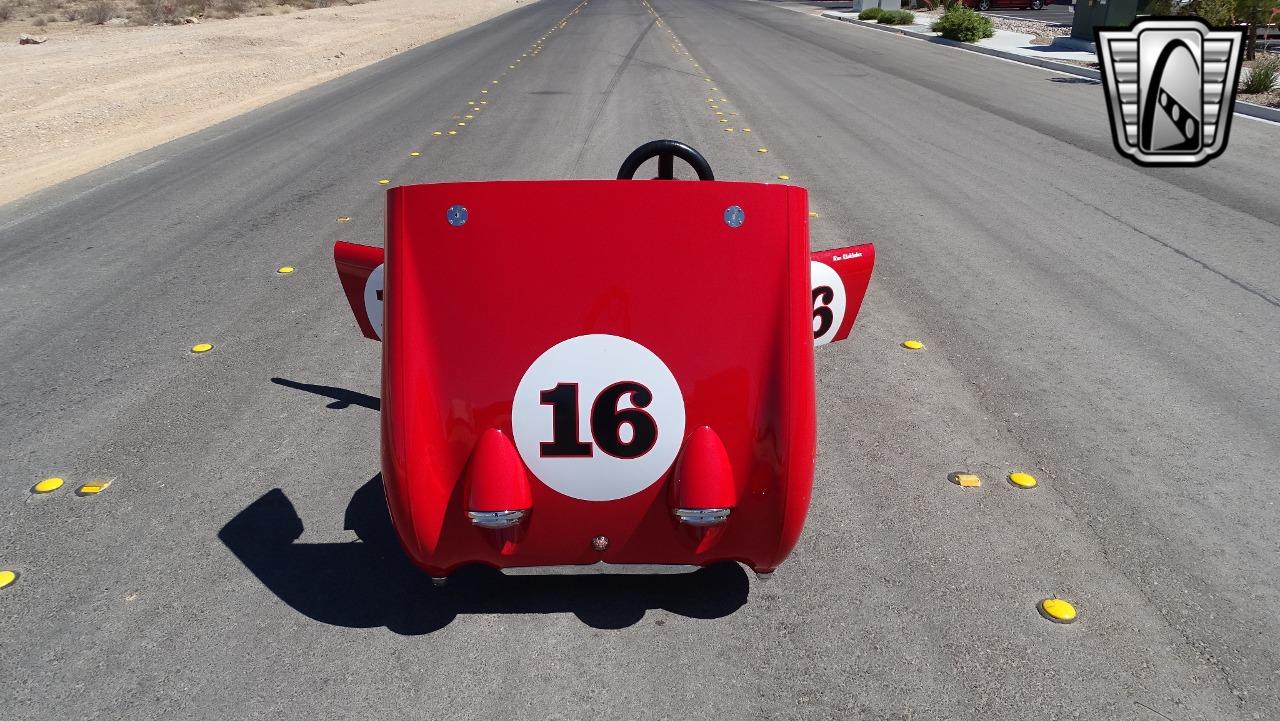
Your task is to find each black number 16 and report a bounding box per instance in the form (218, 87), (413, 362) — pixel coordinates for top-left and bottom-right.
(539, 382), (659, 459)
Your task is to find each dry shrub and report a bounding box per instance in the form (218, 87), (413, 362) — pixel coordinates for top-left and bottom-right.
(83, 0), (113, 23)
(216, 0), (244, 16)
(0, 3), (13, 20)
(138, 0), (178, 22)
(32, 12), (45, 24)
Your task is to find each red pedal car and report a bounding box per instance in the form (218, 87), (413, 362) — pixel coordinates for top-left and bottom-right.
(334, 141), (873, 583)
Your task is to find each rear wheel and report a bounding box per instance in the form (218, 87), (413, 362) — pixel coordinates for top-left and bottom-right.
(1030, 0), (1044, 8)
(977, 0), (991, 9)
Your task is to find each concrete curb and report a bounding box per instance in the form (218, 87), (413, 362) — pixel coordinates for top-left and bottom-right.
(820, 12), (1280, 124)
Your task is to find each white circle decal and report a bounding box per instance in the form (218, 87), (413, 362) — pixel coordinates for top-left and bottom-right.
(810, 261), (846, 346)
(364, 264), (384, 340)
(512, 334), (686, 502)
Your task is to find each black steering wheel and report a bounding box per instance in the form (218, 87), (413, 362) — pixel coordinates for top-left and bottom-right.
(616, 140), (714, 181)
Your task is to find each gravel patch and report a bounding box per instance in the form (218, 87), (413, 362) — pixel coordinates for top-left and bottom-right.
(913, 8), (1070, 44)
(1239, 91), (1280, 108)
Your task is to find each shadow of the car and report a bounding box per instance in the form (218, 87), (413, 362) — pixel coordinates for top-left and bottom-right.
(218, 476), (750, 635)
(271, 376), (380, 410)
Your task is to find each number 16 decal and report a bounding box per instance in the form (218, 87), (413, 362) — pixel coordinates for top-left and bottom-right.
(513, 335), (685, 502)
(539, 381), (658, 460)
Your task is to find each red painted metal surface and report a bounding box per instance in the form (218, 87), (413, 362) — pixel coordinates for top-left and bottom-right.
(670, 426), (736, 511)
(464, 428), (534, 513)
(333, 178), (875, 577)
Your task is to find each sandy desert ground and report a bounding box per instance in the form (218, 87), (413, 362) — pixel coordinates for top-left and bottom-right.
(0, 0), (526, 206)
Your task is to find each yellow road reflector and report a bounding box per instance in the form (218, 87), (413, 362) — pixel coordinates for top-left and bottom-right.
(191, 343), (213, 353)
(480, 101), (488, 105)
(950, 473), (982, 488)
(457, 122), (466, 127)
(277, 266), (295, 275)
(77, 480), (112, 495)
(808, 210), (818, 217)
(409, 151), (421, 157)
(725, 128), (734, 132)
(778, 175), (790, 180)
(432, 131), (443, 136)
(902, 339), (924, 350)
(1039, 598), (1078, 623)
(757, 148), (768, 153)
(743, 128), (751, 132)
(378, 179), (391, 185)
(337, 215), (351, 223)
(0, 570), (16, 590)
(464, 115), (474, 120)
(33, 477), (64, 494)
(492, 80), (499, 84)
(448, 130), (458, 135)
(509, 65), (516, 69)
(1009, 472), (1038, 488)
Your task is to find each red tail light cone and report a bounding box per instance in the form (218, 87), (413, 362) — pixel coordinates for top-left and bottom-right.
(464, 428), (533, 530)
(670, 426), (735, 526)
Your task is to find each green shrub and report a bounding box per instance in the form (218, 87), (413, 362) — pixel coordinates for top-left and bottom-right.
(931, 5), (994, 42)
(858, 6), (883, 19)
(1242, 54), (1280, 93)
(877, 9), (915, 23)
(1197, 0), (1235, 25)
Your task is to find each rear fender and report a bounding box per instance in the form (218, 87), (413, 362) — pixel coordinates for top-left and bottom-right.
(810, 243), (874, 346)
(334, 241), (385, 341)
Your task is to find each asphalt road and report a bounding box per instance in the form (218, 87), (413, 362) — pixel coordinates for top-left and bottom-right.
(3, 0), (1279, 719)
